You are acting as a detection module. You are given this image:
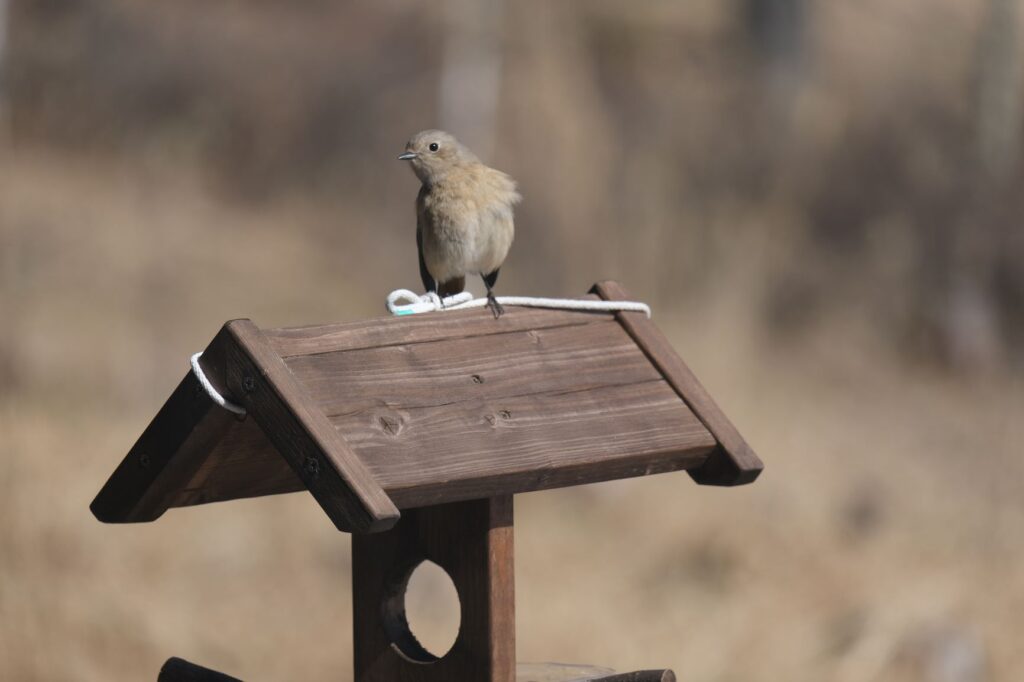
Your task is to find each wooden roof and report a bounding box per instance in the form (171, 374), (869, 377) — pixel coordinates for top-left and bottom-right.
(91, 282), (762, 533)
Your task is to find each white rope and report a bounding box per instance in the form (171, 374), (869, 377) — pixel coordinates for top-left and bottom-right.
(191, 290), (649, 415)
(386, 288), (652, 318)
(190, 352), (247, 415)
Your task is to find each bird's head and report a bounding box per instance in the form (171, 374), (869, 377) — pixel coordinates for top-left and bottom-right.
(398, 130), (478, 185)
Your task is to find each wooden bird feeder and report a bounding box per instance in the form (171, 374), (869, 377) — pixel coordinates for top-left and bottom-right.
(92, 281), (762, 682)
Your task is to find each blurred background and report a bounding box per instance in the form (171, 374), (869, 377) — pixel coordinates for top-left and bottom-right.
(1, 1), (1022, 680)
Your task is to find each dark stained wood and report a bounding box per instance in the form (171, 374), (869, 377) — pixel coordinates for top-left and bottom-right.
(158, 658), (243, 682)
(592, 281), (763, 486)
(264, 302), (613, 358)
(353, 496), (515, 682)
(90, 331), (240, 524)
(220, 319), (399, 533)
(286, 320), (657, 417)
(94, 280), (756, 527)
(159, 379), (713, 511)
(340, 380), (714, 509)
(152, 379), (713, 512)
(92, 283), (760, 682)
(171, 417), (303, 508)
(592, 671), (676, 682)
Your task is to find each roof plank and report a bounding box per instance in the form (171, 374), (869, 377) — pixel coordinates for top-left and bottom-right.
(285, 320), (658, 419)
(342, 379), (715, 508)
(220, 319), (400, 533)
(92, 282), (762, 533)
(592, 281), (763, 485)
(264, 301), (612, 358)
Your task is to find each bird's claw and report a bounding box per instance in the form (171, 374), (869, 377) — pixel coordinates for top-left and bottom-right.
(486, 293), (504, 319)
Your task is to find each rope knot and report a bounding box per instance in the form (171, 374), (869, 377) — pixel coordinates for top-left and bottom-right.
(386, 289), (475, 315)
(385, 288), (652, 318)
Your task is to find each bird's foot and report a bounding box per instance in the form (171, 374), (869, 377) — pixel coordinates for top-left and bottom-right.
(486, 292), (505, 319)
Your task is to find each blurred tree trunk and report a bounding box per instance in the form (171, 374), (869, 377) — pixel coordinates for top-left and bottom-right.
(975, 0), (1022, 182)
(943, 0), (1022, 371)
(438, 0), (506, 161)
(0, 0), (8, 138)
(743, 0), (806, 107)
(740, 0), (807, 198)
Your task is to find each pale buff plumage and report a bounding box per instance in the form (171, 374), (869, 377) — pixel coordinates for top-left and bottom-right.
(398, 130), (520, 316)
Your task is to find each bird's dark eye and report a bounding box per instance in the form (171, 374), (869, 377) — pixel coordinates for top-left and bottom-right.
(429, 142), (439, 152)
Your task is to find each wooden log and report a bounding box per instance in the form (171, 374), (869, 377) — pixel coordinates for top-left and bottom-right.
(592, 671), (676, 682)
(158, 657), (242, 682)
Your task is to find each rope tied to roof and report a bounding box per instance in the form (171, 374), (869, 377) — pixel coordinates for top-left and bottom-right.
(192, 290), (652, 415)
(386, 289), (652, 318)
(190, 352), (247, 416)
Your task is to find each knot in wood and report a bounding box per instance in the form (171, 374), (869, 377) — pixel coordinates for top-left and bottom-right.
(379, 416), (401, 436)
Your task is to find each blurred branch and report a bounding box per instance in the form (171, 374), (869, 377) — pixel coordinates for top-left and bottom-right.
(0, 0), (8, 140)
(974, 0), (1022, 183)
(439, 0), (505, 160)
(743, 0), (806, 102)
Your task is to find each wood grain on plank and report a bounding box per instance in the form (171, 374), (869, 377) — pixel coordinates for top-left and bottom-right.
(221, 319), (399, 532)
(165, 381), (713, 511)
(264, 301), (612, 358)
(97, 283), (744, 526)
(353, 497), (515, 682)
(286, 320), (658, 419)
(156, 311), (716, 514)
(592, 281), (763, 485)
(337, 379), (714, 509)
(90, 330), (239, 523)
(170, 416), (303, 509)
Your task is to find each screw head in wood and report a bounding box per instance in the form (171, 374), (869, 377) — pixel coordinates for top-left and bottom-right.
(304, 456), (320, 478)
(242, 375), (256, 393)
(138, 453), (151, 469)
(471, 374), (484, 384)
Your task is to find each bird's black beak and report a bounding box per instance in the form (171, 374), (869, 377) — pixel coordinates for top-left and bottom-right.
(397, 151), (417, 161)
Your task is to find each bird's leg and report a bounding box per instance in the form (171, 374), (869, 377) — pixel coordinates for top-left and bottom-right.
(485, 284), (504, 319)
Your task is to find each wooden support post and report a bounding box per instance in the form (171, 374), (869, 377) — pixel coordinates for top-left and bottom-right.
(352, 496), (515, 682)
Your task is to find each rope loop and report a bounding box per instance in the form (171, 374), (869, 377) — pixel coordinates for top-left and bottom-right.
(195, 290), (651, 415)
(386, 289), (651, 318)
(190, 352), (247, 416)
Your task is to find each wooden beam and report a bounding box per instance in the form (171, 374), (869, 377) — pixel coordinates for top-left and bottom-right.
(264, 302), (612, 358)
(353, 497), (515, 682)
(90, 332), (240, 524)
(220, 319), (399, 533)
(591, 281), (763, 485)
(592, 671), (676, 682)
(158, 658), (243, 682)
(344, 379), (714, 509)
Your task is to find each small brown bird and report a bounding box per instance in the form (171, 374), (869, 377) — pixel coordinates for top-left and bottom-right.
(398, 130), (520, 317)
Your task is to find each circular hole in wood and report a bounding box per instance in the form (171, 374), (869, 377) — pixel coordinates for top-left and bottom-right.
(383, 559), (461, 663)
(404, 560), (460, 659)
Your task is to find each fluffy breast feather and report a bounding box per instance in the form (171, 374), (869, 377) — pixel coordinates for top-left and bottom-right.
(417, 163), (520, 280)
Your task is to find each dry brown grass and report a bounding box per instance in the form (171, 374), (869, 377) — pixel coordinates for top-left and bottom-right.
(1, 146), (1022, 681)
(2, 1), (1023, 679)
